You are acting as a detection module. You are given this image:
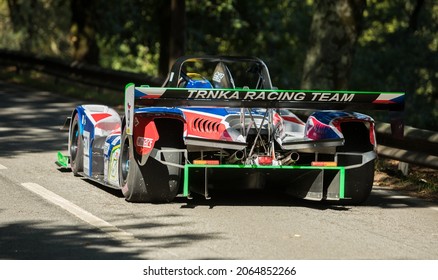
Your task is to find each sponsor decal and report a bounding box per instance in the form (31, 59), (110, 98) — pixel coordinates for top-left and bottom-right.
(83, 130), (91, 176)
(83, 131), (90, 156)
(127, 103), (132, 133)
(186, 90), (356, 102)
(212, 72), (225, 82)
(103, 142), (110, 155)
(109, 147), (120, 184)
(136, 137), (154, 148)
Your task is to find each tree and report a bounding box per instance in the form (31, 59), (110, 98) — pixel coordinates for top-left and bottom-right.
(6, 0), (37, 52)
(159, 0), (186, 77)
(3, 0), (70, 55)
(301, 0), (366, 90)
(350, 0), (437, 130)
(185, 0), (312, 88)
(70, 0), (99, 64)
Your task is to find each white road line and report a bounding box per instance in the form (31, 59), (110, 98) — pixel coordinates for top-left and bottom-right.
(21, 182), (181, 258)
(0, 164), (7, 170)
(21, 182), (139, 243)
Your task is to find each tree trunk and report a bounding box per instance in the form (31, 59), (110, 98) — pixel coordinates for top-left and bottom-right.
(6, 0), (24, 35)
(301, 0), (366, 90)
(159, 0), (185, 78)
(158, 0), (170, 78)
(409, 0), (425, 32)
(70, 0), (99, 65)
(6, 0), (37, 52)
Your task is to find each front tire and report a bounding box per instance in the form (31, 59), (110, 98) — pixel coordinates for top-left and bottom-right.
(69, 113), (83, 175)
(119, 119), (184, 203)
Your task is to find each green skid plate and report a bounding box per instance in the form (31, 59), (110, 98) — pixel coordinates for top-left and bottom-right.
(183, 164), (345, 200)
(56, 152), (70, 168)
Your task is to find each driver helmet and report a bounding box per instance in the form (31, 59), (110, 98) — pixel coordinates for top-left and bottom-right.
(182, 73), (213, 88)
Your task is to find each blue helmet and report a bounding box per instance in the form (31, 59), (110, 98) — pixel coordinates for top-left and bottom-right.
(183, 73), (213, 88)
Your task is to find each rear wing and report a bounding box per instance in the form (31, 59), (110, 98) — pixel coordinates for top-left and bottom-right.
(124, 83), (404, 134)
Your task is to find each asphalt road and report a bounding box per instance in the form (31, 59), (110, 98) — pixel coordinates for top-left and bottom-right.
(0, 80), (437, 260)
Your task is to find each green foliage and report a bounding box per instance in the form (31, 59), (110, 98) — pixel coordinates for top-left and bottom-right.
(93, 0), (161, 75)
(0, 0), (71, 56)
(185, 0), (312, 88)
(350, 0), (438, 130)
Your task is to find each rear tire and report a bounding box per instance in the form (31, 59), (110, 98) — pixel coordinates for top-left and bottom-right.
(119, 119), (184, 203)
(69, 114), (83, 175)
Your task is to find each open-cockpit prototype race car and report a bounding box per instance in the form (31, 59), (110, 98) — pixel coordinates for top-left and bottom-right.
(57, 55), (404, 204)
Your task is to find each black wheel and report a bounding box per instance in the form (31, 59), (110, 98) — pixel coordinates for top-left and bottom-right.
(119, 119), (184, 203)
(69, 113), (83, 175)
(337, 122), (375, 205)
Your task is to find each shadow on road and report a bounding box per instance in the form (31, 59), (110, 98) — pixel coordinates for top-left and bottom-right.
(0, 81), (74, 157)
(176, 187), (437, 210)
(82, 178), (125, 198)
(364, 186), (437, 208)
(0, 220), (138, 259)
(0, 216), (220, 260)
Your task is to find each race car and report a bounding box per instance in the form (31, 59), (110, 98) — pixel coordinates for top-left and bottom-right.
(57, 55), (404, 204)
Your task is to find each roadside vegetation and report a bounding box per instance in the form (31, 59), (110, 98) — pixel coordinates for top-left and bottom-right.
(375, 159), (438, 201)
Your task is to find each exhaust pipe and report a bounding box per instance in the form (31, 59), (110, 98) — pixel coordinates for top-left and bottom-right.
(280, 152), (300, 165)
(227, 150), (245, 164)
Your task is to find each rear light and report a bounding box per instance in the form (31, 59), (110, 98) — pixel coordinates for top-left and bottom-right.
(257, 156), (273, 165)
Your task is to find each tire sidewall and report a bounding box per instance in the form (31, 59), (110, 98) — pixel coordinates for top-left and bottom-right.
(70, 114), (83, 175)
